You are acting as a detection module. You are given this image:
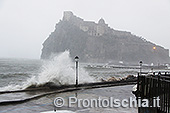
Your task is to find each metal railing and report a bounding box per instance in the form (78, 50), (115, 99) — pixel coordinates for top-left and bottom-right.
(137, 72), (170, 113)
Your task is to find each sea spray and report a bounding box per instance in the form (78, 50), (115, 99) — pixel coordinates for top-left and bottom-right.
(26, 51), (95, 87)
(0, 51), (95, 91)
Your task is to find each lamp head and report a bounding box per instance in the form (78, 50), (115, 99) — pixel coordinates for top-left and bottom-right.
(139, 61), (143, 64)
(75, 56), (79, 61)
(153, 46), (156, 50)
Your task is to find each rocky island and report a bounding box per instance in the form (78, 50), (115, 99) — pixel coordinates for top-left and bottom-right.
(41, 11), (169, 64)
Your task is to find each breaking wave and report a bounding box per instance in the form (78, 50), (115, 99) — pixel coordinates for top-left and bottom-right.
(0, 51), (95, 91)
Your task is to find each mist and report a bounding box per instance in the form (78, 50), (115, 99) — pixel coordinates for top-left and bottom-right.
(0, 0), (170, 59)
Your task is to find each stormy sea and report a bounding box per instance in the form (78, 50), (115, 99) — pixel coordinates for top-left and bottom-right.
(0, 51), (154, 113)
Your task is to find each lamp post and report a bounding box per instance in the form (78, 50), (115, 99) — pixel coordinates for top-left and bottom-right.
(139, 61), (143, 76)
(75, 56), (79, 86)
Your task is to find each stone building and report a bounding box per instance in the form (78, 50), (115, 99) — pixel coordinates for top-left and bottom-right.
(63, 11), (108, 36)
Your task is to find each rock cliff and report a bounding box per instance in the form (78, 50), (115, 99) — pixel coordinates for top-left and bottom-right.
(41, 11), (169, 64)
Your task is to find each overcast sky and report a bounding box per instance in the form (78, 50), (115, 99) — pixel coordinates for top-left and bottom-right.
(0, 0), (170, 59)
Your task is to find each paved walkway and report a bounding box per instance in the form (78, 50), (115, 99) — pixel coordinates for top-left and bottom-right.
(0, 85), (137, 113)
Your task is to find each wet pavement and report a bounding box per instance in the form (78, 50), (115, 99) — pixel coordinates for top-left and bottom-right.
(0, 85), (137, 113)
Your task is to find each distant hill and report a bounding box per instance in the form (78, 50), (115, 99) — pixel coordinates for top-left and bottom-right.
(41, 11), (169, 64)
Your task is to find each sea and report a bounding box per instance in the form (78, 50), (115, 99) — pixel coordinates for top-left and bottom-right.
(0, 51), (154, 113)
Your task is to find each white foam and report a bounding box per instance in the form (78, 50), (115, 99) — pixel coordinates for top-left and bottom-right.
(0, 51), (95, 91)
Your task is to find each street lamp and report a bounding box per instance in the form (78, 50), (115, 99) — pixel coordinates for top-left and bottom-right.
(75, 56), (79, 86)
(153, 46), (156, 50)
(139, 61), (143, 76)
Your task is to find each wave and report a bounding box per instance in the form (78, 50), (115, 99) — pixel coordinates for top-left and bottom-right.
(0, 51), (95, 91)
(0, 73), (29, 78)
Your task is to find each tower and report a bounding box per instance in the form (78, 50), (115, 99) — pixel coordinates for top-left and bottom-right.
(63, 11), (73, 21)
(98, 18), (105, 25)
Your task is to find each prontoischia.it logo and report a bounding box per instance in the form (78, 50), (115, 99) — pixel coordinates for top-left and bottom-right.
(54, 97), (160, 108)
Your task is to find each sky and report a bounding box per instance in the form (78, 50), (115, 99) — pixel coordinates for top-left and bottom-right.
(0, 0), (170, 59)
